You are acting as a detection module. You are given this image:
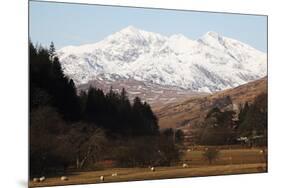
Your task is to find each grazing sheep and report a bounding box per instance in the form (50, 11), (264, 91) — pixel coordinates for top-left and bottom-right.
(260, 150), (264, 154)
(100, 176), (104, 182)
(182, 163), (188, 168)
(39, 176), (45, 182)
(150, 167), (155, 172)
(61, 176), (68, 181)
(33, 178), (39, 182)
(111, 173), (118, 177)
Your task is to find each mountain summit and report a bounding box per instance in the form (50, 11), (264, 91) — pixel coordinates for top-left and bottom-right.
(58, 26), (267, 93)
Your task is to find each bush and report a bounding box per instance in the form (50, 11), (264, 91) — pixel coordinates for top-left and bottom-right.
(202, 148), (220, 164)
(112, 136), (159, 167)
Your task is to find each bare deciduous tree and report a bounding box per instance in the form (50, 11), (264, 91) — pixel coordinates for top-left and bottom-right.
(67, 123), (107, 169)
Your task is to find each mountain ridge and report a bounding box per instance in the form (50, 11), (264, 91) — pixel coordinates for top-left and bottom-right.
(57, 26), (267, 94)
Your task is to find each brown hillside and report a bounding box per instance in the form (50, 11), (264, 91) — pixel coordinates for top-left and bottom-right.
(155, 77), (267, 129)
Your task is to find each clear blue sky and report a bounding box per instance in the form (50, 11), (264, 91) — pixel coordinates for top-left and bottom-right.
(29, 1), (267, 52)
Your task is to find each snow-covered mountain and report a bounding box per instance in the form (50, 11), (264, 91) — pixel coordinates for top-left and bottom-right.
(57, 26), (267, 93)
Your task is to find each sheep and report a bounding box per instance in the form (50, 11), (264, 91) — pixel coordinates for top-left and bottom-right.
(33, 178), (39, 182)
(61, 176), (68, 181)
(260, 150), (264, 154)
(111, 173), (118, 177)
(182, 163), (188, 168)
(39, 176), (46, 182)
(100, 176), (104, 182)
(150, 167), (155, 172)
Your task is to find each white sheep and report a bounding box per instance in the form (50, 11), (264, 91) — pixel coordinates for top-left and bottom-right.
(33, 178), (39, 182)
(39, 176), (46, 182)
(111, 173), (118, 177)
(260, 150), (264, 154)
(182, 163), (188, 168)
(100, 175), (104, 182)
(150, 167), (155, 172)
(61, 176), (68, 181)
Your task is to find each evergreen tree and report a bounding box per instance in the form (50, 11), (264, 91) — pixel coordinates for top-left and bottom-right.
(200, 107), (235, 145)
(63, 79), (81, 121)
(30, 41), (160, 136)
(30, 41), (82, 122)
(49, 41), (56, 61)
(238, 93), (267, 138)
(52, 57), (64, 80)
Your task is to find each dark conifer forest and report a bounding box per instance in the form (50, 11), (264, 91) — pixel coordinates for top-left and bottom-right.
(30, 42), (158, 136)
(29, 42), (181, 176)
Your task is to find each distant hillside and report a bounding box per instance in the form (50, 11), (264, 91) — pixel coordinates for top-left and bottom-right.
(155, 77), (267, 129)
(78, 78), (208, 108)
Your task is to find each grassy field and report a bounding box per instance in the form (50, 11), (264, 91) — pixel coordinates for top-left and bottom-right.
(184, 147), (267, 166)
(29, 148), (267, 187)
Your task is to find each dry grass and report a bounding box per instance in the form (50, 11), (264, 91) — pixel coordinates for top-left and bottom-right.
(184, 148), (267, 166)
(29, 148), (267, 187)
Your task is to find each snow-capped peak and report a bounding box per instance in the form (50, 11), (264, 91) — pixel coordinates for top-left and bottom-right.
(58, 26), (267, 93)
(204, 31), (221, 39)
(119, 25), (140, 34)
(198, 31), (226, 50)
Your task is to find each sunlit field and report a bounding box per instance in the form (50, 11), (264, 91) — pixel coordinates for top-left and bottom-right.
(29, 147), (267, 187)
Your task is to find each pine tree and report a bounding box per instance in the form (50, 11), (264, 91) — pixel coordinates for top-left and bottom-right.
(49, 41), (56, 61)
(120, 88), (128, 101)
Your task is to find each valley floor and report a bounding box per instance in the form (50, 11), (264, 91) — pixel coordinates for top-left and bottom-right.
(29, 148), (267, 187)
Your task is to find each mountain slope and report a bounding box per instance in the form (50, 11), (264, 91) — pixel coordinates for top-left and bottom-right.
(155, 77), (267, 129)
(78, 78), (208, 108)
(57, 26), (267, 93)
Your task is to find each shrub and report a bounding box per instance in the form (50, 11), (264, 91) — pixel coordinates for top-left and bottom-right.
(202, 148), (220, 164)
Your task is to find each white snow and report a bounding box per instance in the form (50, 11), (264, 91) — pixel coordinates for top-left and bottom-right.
(57, 26), (267, 93)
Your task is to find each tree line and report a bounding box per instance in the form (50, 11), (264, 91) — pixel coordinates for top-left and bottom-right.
(30, 41), (158, 136)
(237, 93), (267, 145)
(29, 42), (182, 177)
(197, 93), (267, 146)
